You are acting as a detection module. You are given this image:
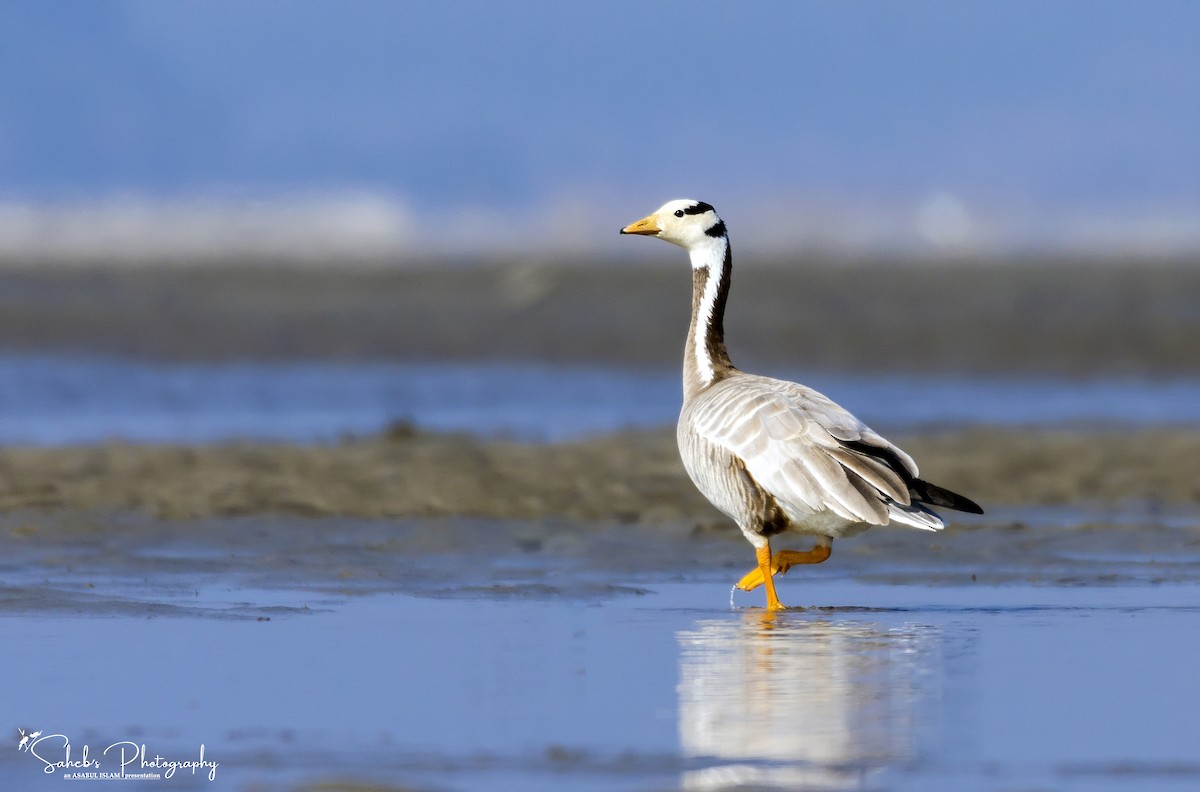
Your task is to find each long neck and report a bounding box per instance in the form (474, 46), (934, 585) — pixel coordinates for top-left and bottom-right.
(683, 236), (736, 400)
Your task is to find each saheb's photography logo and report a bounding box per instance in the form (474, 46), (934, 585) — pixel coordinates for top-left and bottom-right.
(15, 728), (219, 782)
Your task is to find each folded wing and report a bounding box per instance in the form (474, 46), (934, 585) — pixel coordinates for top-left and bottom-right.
(688, 376), (980, 531)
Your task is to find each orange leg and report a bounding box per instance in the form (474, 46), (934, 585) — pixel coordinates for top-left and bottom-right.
(737, 542), (832, 593)
(755, 542), (786, 611)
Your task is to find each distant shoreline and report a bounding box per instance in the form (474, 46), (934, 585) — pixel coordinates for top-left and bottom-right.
(0, 259), (1198, 376)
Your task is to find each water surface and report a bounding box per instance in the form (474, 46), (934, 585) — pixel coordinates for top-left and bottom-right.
(3, 580), (1198, 791)
(3, 354), (1199, 444)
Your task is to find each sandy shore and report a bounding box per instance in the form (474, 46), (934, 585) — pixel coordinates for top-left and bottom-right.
(2, 426), (1196, 521)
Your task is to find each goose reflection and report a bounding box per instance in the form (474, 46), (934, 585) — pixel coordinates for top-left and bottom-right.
(677, 611), (940, 790)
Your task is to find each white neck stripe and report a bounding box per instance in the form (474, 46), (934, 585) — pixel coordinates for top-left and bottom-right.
(690, 238), (728, 386)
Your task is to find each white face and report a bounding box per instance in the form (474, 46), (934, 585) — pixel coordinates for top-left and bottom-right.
(621, 199), (725, 251)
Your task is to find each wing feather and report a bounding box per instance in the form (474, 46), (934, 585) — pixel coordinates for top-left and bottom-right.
(827, 447), (911, 505)
(792, 447), (878, 522)
(844, 472), (891, 523)
(686, 374), (922, 528)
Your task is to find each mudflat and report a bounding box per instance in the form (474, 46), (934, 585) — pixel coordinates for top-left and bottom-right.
(1, 426), (1196, 522)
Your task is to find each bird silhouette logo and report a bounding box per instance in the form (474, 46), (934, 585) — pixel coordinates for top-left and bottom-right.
(17, 728), (41, 752)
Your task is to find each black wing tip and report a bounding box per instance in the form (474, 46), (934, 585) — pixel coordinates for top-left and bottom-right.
(913, 479), (984, 514)
(955, 498), (985, 515)
(838, 438), (984, 514)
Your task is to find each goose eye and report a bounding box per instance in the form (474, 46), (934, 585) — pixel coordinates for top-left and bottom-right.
(674, 209), (684, 218)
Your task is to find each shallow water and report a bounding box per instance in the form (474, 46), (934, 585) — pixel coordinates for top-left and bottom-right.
(3, 580), (1199, 791)
(3, 354), (1200, 444)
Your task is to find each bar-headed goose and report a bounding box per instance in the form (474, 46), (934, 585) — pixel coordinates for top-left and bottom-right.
(622, 199), (982, 610)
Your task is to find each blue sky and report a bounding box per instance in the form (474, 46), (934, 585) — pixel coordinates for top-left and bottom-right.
(2, 1), (1198, 255)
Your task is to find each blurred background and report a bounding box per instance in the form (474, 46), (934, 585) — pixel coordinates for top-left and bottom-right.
(1, 0), (1198, 443)
(4, 1), (1200, 257)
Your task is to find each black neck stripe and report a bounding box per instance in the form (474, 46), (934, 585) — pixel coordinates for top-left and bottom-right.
(682, 201), (715, 216)
(704, 219), (726, 238)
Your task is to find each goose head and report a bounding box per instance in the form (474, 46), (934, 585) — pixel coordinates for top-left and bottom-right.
(621, 199), (727, 252)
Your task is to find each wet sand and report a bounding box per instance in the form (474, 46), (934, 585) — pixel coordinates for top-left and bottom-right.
(1, 426), (1197, 521)
(2, 425), (1198, 616)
